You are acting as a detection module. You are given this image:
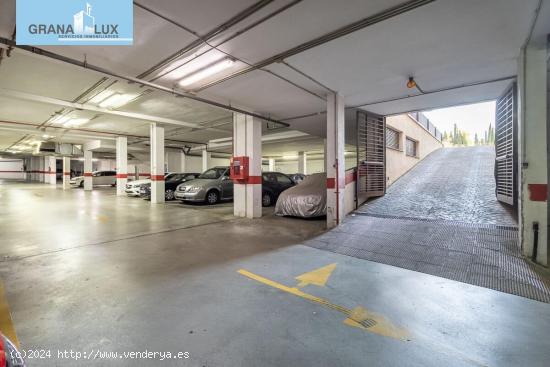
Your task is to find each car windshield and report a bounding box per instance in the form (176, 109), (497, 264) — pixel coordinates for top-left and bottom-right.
(166, 174), (184, 182)
(198, 168), (226, 179)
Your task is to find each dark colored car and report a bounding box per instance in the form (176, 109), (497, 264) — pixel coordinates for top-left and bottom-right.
(140, 173), (199, 201)
(261, 172), (296, 206)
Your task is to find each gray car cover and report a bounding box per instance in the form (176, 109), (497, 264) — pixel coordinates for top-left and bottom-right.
(274, 172), (327, 217)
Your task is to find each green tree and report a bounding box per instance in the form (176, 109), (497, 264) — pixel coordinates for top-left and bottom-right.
(487, 124), (495, 144)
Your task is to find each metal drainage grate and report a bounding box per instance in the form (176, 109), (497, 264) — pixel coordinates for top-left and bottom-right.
(304, 215), (550, 303)
(359, 319), (377, 328)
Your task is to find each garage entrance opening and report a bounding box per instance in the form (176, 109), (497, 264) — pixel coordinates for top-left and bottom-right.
(307, 101), (550, 303)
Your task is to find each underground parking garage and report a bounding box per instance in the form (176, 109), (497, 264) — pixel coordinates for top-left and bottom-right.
(0, 0), (550, 366)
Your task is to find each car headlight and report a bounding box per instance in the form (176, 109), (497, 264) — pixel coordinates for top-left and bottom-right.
(188, 186), (201, 193)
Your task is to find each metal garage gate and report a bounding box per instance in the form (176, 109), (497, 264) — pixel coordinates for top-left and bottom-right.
(495, 83), (518, 207)
(356, 110), (386, 206)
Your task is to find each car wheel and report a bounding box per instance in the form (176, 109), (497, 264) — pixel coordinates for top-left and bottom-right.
(206, 190), (219, 205)
(262, 192), (272, 207)
(165, 189), (175, 201)
(79, 181), (84, 188)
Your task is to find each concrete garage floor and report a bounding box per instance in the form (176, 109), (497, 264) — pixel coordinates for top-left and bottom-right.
(1, 181), (550, 366)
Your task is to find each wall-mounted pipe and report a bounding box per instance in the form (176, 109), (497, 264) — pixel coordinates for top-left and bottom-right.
(531, 222), (539, 263)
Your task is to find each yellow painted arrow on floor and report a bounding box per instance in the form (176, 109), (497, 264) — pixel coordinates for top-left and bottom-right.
(238, 266), (409, 341)
(295, 263), (337, 288)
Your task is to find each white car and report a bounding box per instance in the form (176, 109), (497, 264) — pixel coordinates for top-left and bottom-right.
(125, 179), (151, 196)
(125, 173), (176, 196)
(70, 170), (117, 187)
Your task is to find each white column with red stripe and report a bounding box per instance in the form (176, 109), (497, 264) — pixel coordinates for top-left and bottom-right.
(298, 151), (307, 174)
(150, 123), (165, 203)
(202, 150), (211, 172)
(116, 136), (128, 196)
(46, 156), (56, 184)
(38, 156), (45, 183)
(233, 113), (262, 218)
(62, 156), (71, 190)
(326, 92), (345, 229)
(83, 149), (93, 191)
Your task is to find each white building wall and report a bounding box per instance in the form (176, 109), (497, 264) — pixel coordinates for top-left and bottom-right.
(0, 159), (25, 179)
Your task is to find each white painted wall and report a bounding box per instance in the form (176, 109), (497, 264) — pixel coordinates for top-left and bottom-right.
(385, 114), (443, 186)
(273, 157), (356, 174)
(0, 159), (25, 179)
(94, 154), (230, 179)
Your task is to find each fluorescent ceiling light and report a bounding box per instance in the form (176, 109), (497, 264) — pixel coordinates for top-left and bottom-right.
(64, 118), (89, 127)
(98, 93), (137, 109)
(51, 114), (72, 125)
(179, 58), (235, 87)
(88, 90), (116, 104)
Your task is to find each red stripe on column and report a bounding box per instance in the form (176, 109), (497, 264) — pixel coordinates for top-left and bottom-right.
(528, 184), (548, 202)
(84, 172), (92, 177)
(247, 176), (262, 184)
(116, 174), (128, 179)
(63, 172), (70, 176)
(151, 175), (165, 181)
(326, 178), (336, 189)
(232, 176), (262, 184)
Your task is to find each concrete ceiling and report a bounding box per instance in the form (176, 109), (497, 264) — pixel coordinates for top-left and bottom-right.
(0, 0), (548, 156)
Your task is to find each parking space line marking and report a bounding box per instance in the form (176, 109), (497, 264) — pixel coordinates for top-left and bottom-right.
(0, 282), (19, 348)
(237, 269), (408, 340)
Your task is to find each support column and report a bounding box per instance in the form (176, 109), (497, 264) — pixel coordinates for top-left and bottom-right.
(298, 151), (307, 174)
(116, 136), (128, 196)
(518, 43), (548, 265)
(83, 149), (93, 191)
(33, 156), (39, 182)
(202, 150), (211, 172)
(150, 123), (165, 203)
(233, 113), (262, 218)
(62, 157), (71, 190)
(45, 156), (56, 184)
(38, 156), (45, 182)
(30, 157), (36, 181)
(268, 158), (275, 171)
(326, 92), (345, 229)
(180, 151), (187, 172)
(23, 157), (30, 181)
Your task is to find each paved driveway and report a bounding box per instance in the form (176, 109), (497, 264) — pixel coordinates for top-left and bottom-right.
(357, 146), (517, 226)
